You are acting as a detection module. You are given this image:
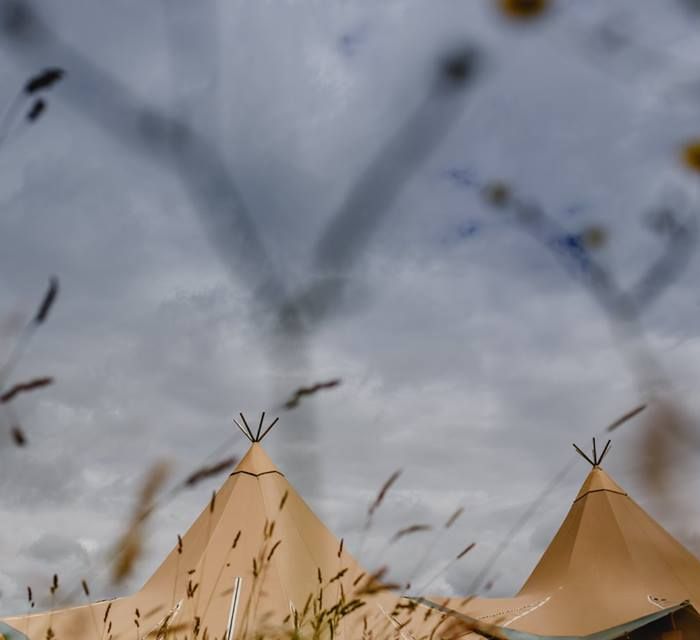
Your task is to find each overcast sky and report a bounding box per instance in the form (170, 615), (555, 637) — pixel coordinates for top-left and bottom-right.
(1, 0), (700, 616)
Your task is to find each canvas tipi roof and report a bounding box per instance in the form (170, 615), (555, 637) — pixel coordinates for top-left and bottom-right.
(413, 445), (700, 639)
(0, 425), (407, 640)
(139, 440), (388, 638)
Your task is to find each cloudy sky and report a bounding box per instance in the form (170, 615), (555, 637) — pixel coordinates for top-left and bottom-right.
(1, 0), (700, 616)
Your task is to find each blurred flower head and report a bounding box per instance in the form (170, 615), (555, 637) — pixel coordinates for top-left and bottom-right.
(497, 0), (551, 21)
(681, 139), (700, 174)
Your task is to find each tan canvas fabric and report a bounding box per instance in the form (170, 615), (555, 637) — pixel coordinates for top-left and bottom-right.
(1, 443), (410, 640)
(416, 465), (700, 639)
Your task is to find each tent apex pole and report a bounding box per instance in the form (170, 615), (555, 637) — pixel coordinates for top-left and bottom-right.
(573, 443), (595, 467)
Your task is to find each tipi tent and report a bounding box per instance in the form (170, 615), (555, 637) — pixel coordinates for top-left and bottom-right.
(413, 442), (700, 639)
(0, 418), (409, 640)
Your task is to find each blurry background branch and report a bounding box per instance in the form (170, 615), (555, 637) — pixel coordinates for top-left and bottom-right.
(479, 181), (698, 394)
(0, 0), (482, 495)
(0, 2), (480, 335)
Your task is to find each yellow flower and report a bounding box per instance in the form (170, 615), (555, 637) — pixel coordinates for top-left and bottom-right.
(498, 0), (550, 20)
(681, 140), (700, 173)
